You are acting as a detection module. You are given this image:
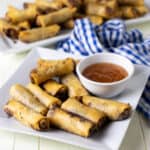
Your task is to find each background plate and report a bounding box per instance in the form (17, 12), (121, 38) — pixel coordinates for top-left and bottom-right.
(0, 47), (150, 150)
(0, 0), (150, 53)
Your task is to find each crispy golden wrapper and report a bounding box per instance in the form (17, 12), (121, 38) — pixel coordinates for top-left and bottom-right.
(61, 73), (89, 98)
(6, 6), (37, 23)
(88, 15), (103, 25)
(23, 2), (36, 9)
(35, 0), (63, 14)
(27, 83), (62, 108)
(47, 108), (95, 137)
(19, 24), (60, 43)
(85, 2), (117, 19)
(0, 18), (19, 39)
(18, 21), (31, 30)
(62, 19), (75, 29)
(30, 58), (75, 85)
(118, 0), (144, 6)
(84, 0), (118, 8)
(36, 7), (77, 27)
(43, 79), (68, 100)
(57, 0), (82, 8)
(121, 6), (148, 19)
(4, 99), (50, 131)
(62, 98), (107, 126)
(10, 84), (48, 115)
(82, 96), (132, 121)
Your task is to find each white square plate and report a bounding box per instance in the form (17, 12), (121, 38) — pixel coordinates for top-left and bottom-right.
(0, 0), (150, 54)
(0, 47), (150, 150)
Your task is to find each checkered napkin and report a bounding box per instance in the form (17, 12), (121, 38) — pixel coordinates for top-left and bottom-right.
(56, 18), (150, 119)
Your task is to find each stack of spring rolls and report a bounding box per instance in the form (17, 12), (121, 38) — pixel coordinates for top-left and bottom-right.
(4, 57), (132, 137)
(84, 0), (148, 20)
(0, 0), (148, 43)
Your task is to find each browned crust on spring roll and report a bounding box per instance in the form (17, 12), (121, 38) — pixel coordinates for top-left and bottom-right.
(81, 96), (132, 121)
(4, 99), (50, 131)
(47, 107), (95, 137)
(30, 58), (75, 85)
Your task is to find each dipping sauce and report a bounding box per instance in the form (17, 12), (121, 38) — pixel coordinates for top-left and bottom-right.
(82, 63), (128, 83)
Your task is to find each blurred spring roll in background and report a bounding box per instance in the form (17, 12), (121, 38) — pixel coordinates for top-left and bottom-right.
(61, 73), (89, 98)
(121, 6), (148, 19)
(23, 2), (36, 9)
(61, 98), (107, 126)
(6, 6), (37, 23)
(74, 13), (85, 19)
(57, 0), (82, 8)
(118, 0), (144, 6)
(81, 96), (132, 121)
(19, 24), (60, 43)
(6, 5), (22, 14)
(0, 18), (19, 39)
(30, 58), (75, 84)
(43, 80), (68, 101)
(84, 0), (118, 8)
(4, 99), (50, 131)
(35, 0), (63, 14)
(27, 83), (62, 108)
(36, 7), (77, 27)
(62, 19), (75, 29)
(10, 84), (48, 115)
(88, 15), (103, 25)
(47, 108), (95, 137)
(85, 2), (117, 19)
(18, 21), (31, 30)
(83, 0), (117, 5)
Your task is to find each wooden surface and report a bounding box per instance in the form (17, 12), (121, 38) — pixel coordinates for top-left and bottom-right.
(0, 22), (150, 150)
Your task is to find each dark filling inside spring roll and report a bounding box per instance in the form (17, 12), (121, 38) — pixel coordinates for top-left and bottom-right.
(118, 107), (132, 120)
(4, 28), (18, 39)
(39, 118), (50, 130)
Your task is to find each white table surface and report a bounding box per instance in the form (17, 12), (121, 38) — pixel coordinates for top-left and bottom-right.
(0, 22), (150, 150)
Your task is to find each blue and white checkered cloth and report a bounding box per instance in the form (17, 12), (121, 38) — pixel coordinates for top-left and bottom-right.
(56, 18), (150, 119)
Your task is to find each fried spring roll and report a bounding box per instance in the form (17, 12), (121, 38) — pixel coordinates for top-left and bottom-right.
(62, 19), (75, 29)
(88, 15), (103, 25)
(6, 6), (37, 23)
(30, 58), (75, 84)
(4, 99), (50, 131)
(83, 0), (96, 3)
(47, 108), (95, 137)
(118, 0), (144, 6)
(0, 18), (19, 39)
(74, 13), (85, 19)
(24, 2), (36, 9)
(10, 84), (48, 115)
(61, 98), (107, 126)
(84, 0), (118, 8)
(27, 83), (62, 108)
(121, 6), (148, 19)
(43, 80), (68, 100)
(35, 0), (63, 14)
(18, 21), (31, 30)
(19, 24), (60, 43)
(82, 96), (132, 121)
(85, 2), (116, 19)
(36, 7), (77, 27)
(0, 19), (19, 39)
(61, 73), (89, 98)
(7, 5), (19, 12)
(57, 0), (82, 8)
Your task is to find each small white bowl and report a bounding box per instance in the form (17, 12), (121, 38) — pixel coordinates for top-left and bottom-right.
(76, 52), (135, 98)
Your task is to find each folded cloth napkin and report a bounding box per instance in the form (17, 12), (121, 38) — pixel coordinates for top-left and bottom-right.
(56, 19), (150, 119)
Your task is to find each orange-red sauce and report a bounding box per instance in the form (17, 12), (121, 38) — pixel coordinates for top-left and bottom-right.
(82, 63), (128, 83)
